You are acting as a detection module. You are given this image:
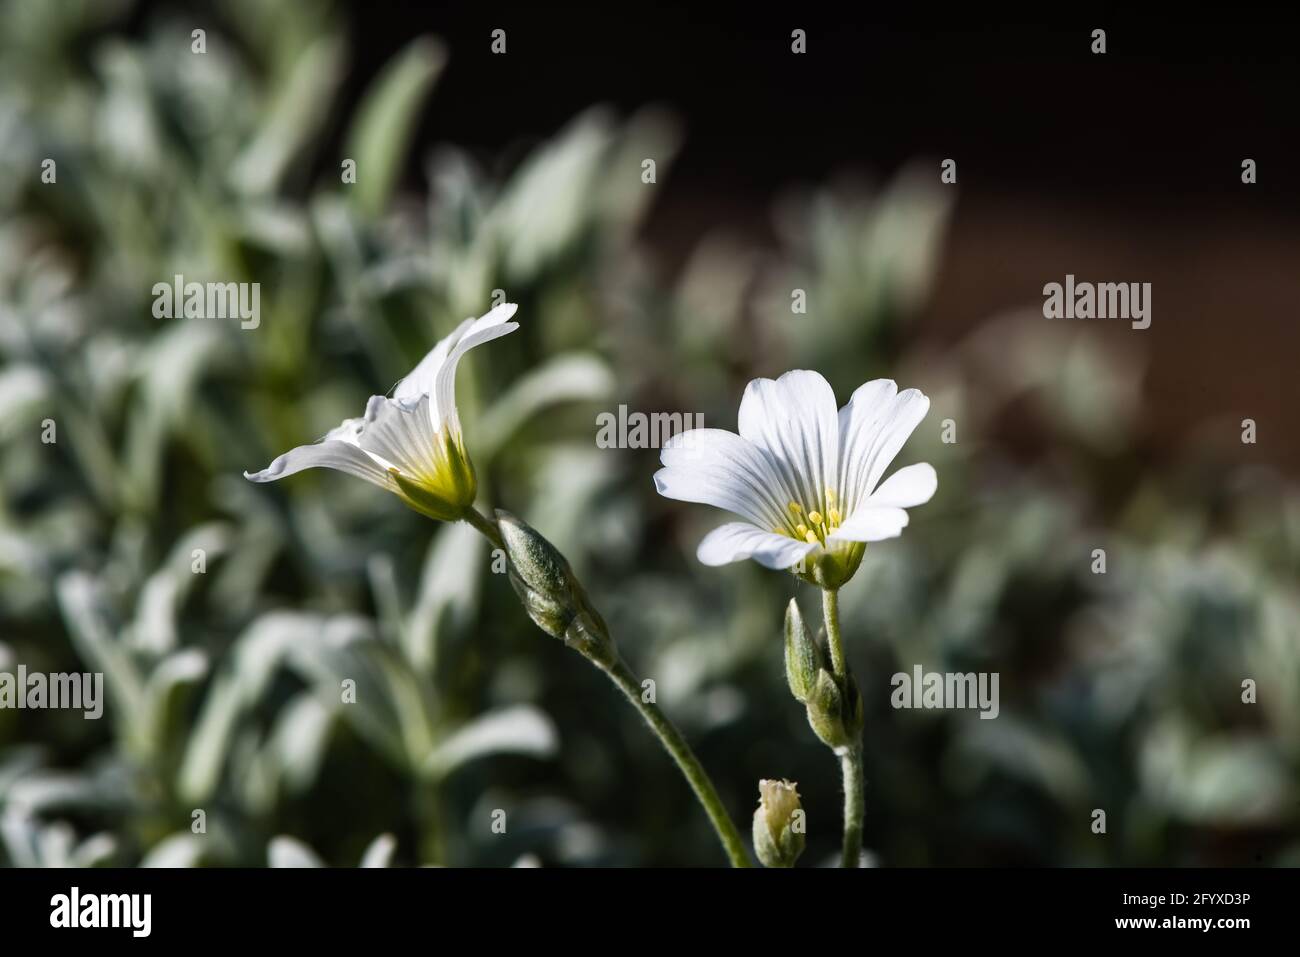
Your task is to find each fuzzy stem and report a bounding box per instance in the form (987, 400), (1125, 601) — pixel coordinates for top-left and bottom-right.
(822, 587), (864, 868)
(463, 506), (751, 867)
(595, 654), (752, 867)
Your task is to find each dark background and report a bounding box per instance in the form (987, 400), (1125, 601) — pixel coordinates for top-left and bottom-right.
(295, 4), (1300, 469)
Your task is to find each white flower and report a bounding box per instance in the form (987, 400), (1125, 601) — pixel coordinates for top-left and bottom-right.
(654, 370), (935, 583)
(244, 303), (519, 521)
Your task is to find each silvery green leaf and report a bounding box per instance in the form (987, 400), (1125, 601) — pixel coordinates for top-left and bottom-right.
(267, 692), (334, 794)
(475, 354), (616, 461)
(177, 612), (323, 802)
(70, 832), (118, 868)
(492, 109), (613, 279)
(124, 321), (227, 508)
(140, 649), (209, 753)
(287, 618), (432, 771)
(234, 202), (314, 255)
(268, 835), (324, 868)
(131, 522), (231, 655)
(0, 810), (40, 867)
(593, 107), (681, 231)
(0, 364), (48, 440)
(359, 833), (397, 868)
(344, 37), (446, 218)
(423, 706), (558, 779)
(229, 35), (344, 195)
(952, 717), (1090, 808)
(406, 520), (483, 676)
(1141, 722), (1292, 825)
(140, 833), (206, 868)
(55, 572), (147, 747)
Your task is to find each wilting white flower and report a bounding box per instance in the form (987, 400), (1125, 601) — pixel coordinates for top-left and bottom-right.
(245, 303), (519, 521)
(654, 370), (935, 586)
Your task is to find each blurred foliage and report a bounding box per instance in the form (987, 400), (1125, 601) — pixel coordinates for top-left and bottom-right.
(1, 1), (1297, 867)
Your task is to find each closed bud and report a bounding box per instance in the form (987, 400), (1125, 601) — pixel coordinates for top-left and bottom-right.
(752, 779), (806, 868)
(496, 510), (612, 661)
(806, 669), (848, 749)
(784, 598), (820, 702)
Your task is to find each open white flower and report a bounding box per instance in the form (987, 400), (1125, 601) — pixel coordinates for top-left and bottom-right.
(245, 303), (519, 521)
(654, 370), (935, 586)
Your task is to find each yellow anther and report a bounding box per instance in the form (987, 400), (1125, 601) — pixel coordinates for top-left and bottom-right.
(825, 488), (837, 505)
(807, 510), (823, 526)
(829, 507), (842, 526)
(796, 523), (808, 538)
(788, 502), (803, 515)
(804, 529), (819, 544)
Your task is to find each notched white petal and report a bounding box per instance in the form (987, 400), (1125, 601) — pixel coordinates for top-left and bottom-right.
(737, 369), (839, 510)
(243, 438), (388, 487)
(696, 522), (818, 569)
(655, 428), (793, 530)
(829, 506), (910, 543)
(869, 462), (937, 509)
(432, 304), (520, 432)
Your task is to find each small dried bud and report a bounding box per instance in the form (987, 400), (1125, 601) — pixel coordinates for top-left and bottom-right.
(752, 779), (806, 868)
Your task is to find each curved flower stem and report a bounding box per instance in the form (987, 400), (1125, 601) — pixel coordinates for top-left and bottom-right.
(822, 587), (864, 868)
(463, 505), (752, 867)
(595, 654), (753, 868)
(462, 505), (504, 549)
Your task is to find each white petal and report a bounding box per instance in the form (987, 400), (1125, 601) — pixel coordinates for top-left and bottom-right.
(868, 462), (937, 508)
(696, 522), (817, 569)
(392, 319), (468, 406)
(654, 429), (795, 530)
(432, 303), (519, 432)
(840, 384), (929, 510)
(355, 395), (440, 478)
(737, 370), (839, 512)
(243, 436), (389, 487)
(837, 378), (897, 510)
(830, 506), (910, 542)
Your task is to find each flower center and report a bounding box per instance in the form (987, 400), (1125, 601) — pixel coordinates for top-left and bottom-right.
(779, 488), (843, 544)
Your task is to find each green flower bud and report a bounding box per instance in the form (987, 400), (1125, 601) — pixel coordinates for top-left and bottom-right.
(805, 668), (864, 752)
(496, 510), (612, 662)
(806, 669), (846, 749)
(783, 598), (821, 703)
(752, 779), (806, 868)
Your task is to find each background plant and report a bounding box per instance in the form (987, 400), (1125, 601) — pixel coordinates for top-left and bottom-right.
(1, 1), (1297, 866)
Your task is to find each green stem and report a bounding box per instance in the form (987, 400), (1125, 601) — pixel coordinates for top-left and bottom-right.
(463, 505), (503, 549)
(839, 746), (865, 868)
(596, 655), (752, 868)
(822, 587), (847, 678)
(463, 505), (752, 868)
(822, 587), (864, 868)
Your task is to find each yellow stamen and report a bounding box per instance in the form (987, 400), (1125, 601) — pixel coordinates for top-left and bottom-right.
(787, 502), (803, 516)
(829, 507), (842, 526)
(804, 529), (819, 544)
(796, 523), (808, 538)
(807, 510), (823, 526)
(825, 488), (837, 505)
